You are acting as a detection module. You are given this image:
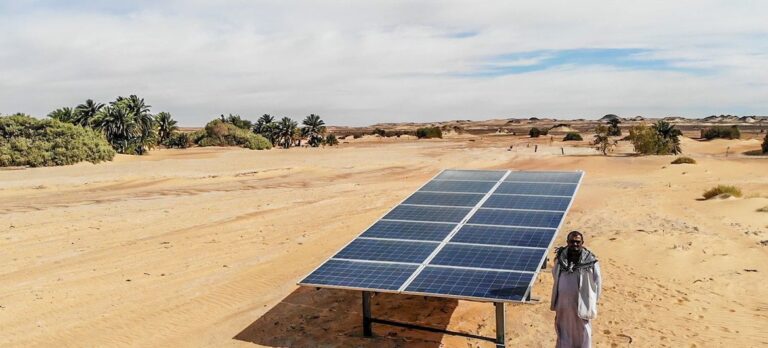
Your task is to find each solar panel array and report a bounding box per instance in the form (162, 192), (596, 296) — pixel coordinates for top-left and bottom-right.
(299, 169), (583, 302)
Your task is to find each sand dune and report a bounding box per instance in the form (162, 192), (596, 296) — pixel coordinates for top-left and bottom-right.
(1, 136), (766, 347)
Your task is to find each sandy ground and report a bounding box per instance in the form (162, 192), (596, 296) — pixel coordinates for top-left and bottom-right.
(1, 135), (767, 347)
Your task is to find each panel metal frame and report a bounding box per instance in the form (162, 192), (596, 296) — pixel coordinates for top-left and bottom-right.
(299, 169), (584, 304)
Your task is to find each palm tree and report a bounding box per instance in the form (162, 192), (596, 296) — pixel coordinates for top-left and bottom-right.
(653, 120), (682, 155)
(48, 107), (75, 123)
(277, 117), (297, 149)
(74, 99), (104, 127)
(155, 112), (178, 145)
(302, 114), (326, 147)
(92, 105), (138, 154)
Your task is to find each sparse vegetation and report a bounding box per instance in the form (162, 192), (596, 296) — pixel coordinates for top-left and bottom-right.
(373, 128), (386, 137)
(0, 114), (115, 167)
(416, 127), (442, 139)
(529, 127), (542, 138)
(628, 121), (682, 155)
(757, 205), (768, 212)
(702, 126), (740, 140)
(762, 133), (767, 154)
(563, 132), (583, 141)
(671, 156), (696, 164)
(164, 132), (192, 149)
(324, 134), (339, 146)
(592, 125), (616, 155)
(702, 185), (742, 200)
(607, 118), (622, 136)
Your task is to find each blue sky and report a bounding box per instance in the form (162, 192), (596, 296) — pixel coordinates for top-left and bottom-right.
(1, 1), (767, 126)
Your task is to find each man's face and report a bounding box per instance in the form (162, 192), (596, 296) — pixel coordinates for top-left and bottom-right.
(567, 235), (583, 252)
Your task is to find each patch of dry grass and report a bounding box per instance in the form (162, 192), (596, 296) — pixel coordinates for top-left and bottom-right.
(702, 185), (742, 200)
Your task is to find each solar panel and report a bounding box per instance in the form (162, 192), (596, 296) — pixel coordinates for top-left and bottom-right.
(419, 180), (496, 193)
(384, 205), (471, 223)
(302, 259), (418, 290)
(299, 169), (583, 303)
(504, 171), (582, 183)
(430, 244), (544, 272)
(494, 182), (577, 196)
(468, 209), (564, 228)
(405, 266), (533, 301)
(360, 220), (456, 241)
(451, 225), (555, 248)
(334, 239), (439, 264)
(482, 194), (571, 211)
(403, 192), (485, 207)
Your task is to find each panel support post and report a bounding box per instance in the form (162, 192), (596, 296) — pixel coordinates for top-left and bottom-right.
(495, 302), (506, 348)
(362, 291), (373, 337)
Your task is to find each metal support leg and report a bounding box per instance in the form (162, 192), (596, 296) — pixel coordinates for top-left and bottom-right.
(495, 302), (506, 348)
(362, 291), (372, 337)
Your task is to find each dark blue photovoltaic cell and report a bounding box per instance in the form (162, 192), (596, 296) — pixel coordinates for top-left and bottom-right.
(384, 205), (471, 223)
(482, 194), (571, 211)
(361, 220), (457, 241)
(504, 171), (582, 183)
(468, 209), (564, 228)
(405, 266), (533, 301)
(301, 260), (417, 290)
(403, 192), (485, 207)
(451, 225), (556, 248)
(334, 239), (439, 263)
(419, 180), (496, 193)
(435, 170), (506, 181)
(431, 244), (544, 272)
(495, 182), (576, 196)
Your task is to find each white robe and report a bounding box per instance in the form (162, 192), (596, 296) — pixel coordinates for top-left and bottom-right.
(551, 261), (601, 348)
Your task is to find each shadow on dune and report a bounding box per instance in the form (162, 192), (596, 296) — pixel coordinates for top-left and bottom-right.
(233, 287), (460, 347)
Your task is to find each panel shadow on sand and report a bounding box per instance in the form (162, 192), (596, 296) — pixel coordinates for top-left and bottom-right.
(233, 287), (467, 347)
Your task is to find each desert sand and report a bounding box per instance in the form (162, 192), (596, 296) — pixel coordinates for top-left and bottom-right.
(1, 135), (767, 347)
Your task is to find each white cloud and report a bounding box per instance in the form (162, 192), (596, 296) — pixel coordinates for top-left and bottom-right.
(1, 1), (767, 125)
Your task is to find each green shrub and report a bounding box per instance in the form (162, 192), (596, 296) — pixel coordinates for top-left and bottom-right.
(164, 132), (192, 148)
(702, 126), (740, 140)
(0, 114), (115, 167)
(325, 134), (339, 146)
(762, 133), (768, 154)
(563, 132), (583, 141)
(529, 127), (542, 138)
(671, 156), (696, 164)
(702, 185), (742, 200)
(628, 122), (682, 155)
(196, 119), (271, 150)
(416, 127), (442, 139)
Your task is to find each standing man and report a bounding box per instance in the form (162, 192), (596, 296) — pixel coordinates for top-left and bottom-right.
(551, 231), (602, 348)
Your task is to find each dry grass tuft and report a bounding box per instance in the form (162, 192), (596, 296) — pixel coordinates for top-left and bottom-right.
(702, 185), (742, 200)
(671, 156), (696, 164)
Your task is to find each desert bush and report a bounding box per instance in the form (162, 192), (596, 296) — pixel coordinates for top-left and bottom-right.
(0, 114), (115, 167)
(325, 134), (339, 146)
(762, 133), (768, 154)
(373, 128), (386, 137)
(671, 156), (696, 164)
(702, 126), (740, 140)
(529, 127), (542, 138)
(628, 121), (682, 155)
(164, 132), (192, 148)
(757, 205), (768, 213)
(702, 185), (742, 200)
(416, 127), (442, 139)
(563, 132), (583, 141)
(352, 133), (363, 139)
(196, 119), (271, 150)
